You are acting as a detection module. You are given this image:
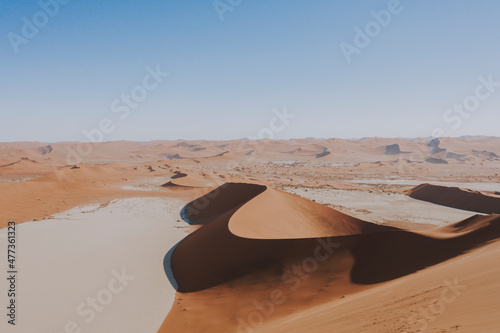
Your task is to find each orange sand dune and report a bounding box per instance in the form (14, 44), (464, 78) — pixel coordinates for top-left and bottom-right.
(33, 163), (128, 183)
(1, 139), (500, 332)
(257, 230), (500, 333)
(0, 160), (182, 228)
(0, 157), (56, 176)
(159, 183), (500, 333)
(439, 136), (500, 154)
(1, 137), (499, 167)
(166, 183), (395, 293)
(229, 185), (389, 239)
(408, 183), (500, 214)
(162, 172), (224, 188)
(0, 157), (32, 168)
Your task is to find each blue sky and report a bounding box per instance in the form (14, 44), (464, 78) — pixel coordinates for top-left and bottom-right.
(1, 0), (499, 142)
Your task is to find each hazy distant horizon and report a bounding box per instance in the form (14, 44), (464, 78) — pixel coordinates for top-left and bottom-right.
(2, 134), (499, 145)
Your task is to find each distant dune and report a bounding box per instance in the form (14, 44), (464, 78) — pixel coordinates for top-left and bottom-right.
(162, 172), (223, 188)
(38, 144), (53, 155)
(1, 137), (500, 332)
(384, 143), (401, 155)
(425, 157), (448, 164)
(407, 183), (500, 214)
(0, 137), (499, 168)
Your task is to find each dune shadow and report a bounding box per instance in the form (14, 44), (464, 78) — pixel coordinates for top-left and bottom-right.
(163, 181), (500, 294)
(408, 183), (500, 214)
(350, 218), (500, 284)
(163, 240), (181, 291)
(180, 182), (267, 225)
(164, 183), (267, 290)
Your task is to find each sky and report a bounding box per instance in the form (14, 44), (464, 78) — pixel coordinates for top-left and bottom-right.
(1, 0), (499, 142)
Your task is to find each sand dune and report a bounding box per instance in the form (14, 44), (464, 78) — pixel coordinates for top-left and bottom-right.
(162, 172), (224, 188)
(1, 138), (500, 332)
(38, 144), (53, 155)
(159, 182), (500, 332)
(408, 183), (500, 214)
(1, 137), (499, 167)
(33, 163), (127, 183)
(165, 183), (395, 293)
(0, 161), (182, 228)
(0, 157), (42, 169)
(425, 157), (448, 164)
(228, 185), (391, 239)
(384, 143), (402, 155)
(256, 234), (500, 332)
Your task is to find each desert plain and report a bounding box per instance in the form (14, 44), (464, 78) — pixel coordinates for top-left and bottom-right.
(1, 136), (500, 333)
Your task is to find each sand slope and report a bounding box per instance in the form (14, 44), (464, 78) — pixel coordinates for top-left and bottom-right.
(257, 237), (500, 332)
(162, 172), (223, 188)
(408, 183), (500, 214)
(1, 139), (500, 332)
(159, 183), (500, 332)
(167, 183), (395, 292)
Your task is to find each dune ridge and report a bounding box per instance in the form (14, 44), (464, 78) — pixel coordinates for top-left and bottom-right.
(165, 183), (396, 292)
(162, 172), (224, 188)
(160, 183), (500, 332)
(1, 139), (500, 332)
(408, 183), (500, 214)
